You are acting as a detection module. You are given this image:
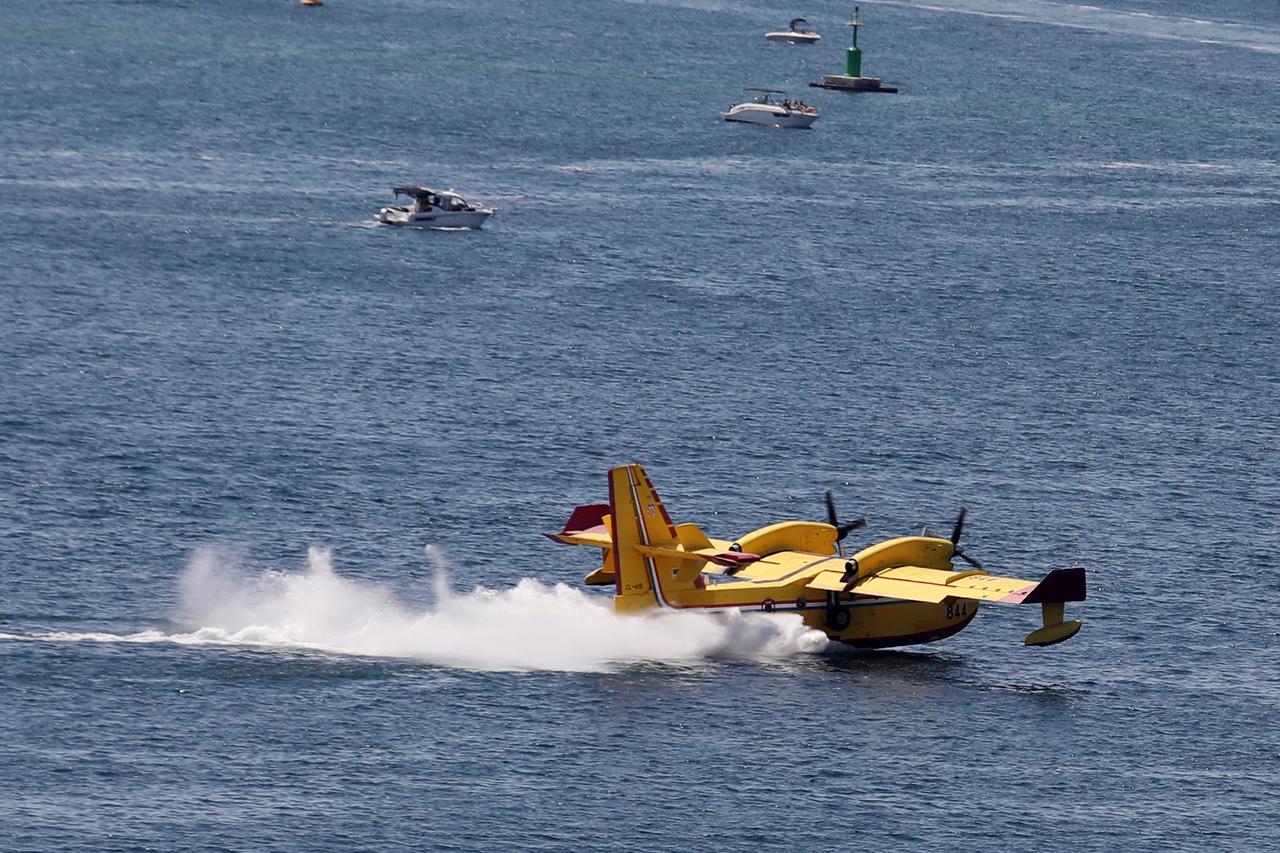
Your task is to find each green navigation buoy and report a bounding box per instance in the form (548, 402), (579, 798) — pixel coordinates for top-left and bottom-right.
(846, 6), (864, 78)
(809, 6), (898, 94)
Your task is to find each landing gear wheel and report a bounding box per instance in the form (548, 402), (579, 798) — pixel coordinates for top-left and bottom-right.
(826, 606), (851, 632)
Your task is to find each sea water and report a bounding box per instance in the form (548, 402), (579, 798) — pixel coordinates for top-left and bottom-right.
(1, 0), (1277, 849)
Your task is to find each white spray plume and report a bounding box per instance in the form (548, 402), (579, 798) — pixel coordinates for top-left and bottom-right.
(425, 543), (451, 606)
(163, 545), (825, 672)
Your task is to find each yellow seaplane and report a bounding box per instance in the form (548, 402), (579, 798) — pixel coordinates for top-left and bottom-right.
(546, 464), (1086, 648)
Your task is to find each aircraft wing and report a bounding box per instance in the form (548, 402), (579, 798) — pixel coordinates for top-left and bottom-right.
(807, 565), (1086, 606)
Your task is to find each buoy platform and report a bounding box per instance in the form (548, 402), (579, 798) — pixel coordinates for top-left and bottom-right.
(809, 74), (898, 94)
(813, 7), (899, 94)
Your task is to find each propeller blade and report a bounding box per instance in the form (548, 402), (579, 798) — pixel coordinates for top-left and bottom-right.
(922, 525), (942, 539)
(838, 516), (869, 538)
(951, 506), (968, 545)
(948, 507), (983, 567)
(826, 490), (868, 557)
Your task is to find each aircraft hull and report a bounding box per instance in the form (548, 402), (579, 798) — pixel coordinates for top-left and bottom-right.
(714, 595), (981, 649)
(615, 581), (982, 649)
(811, 599), (979, 648)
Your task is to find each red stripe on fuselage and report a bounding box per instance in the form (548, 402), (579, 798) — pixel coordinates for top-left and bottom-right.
(607, 472), (622, 597)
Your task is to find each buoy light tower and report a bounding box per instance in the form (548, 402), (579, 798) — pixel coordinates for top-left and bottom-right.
(809, 6), (898, 93)
(846, 6), (865, 77)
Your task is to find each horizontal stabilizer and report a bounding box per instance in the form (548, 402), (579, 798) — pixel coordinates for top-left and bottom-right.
(584, 566), (615, 586)
(544, 503), (612, 547)
(635, 543), (761, 569)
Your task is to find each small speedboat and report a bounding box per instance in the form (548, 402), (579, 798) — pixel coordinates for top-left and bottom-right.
(722, 89), (819, 129)
(375, 186), (495, 229)
(765, 18), (821, 44)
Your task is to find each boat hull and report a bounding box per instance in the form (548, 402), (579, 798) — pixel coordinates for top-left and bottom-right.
(722, 106), (817, 129)
(764, 32), (820, 44)
(376, 208), (493, 229)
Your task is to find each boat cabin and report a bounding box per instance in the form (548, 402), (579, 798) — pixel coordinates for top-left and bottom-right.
(391, 186), (471, 213)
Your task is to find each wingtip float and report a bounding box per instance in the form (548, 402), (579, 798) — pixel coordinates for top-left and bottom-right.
(546, 464), (1086, 649)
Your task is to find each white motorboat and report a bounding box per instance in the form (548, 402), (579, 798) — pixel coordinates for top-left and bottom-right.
(765, 18), (821, 44)
(375, 186), (495, 229)
(721, 89), (819, 129)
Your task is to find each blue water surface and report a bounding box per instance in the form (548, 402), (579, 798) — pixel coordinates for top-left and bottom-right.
(1, 0), (1278, 849)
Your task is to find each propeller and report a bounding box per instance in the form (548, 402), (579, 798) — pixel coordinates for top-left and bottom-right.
(825, 490), (869, 557)
(948, 506), (983, 569)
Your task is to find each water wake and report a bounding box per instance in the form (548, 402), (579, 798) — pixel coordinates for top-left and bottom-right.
(875, 0), (1280, 54)
(4, 547), (828, 672)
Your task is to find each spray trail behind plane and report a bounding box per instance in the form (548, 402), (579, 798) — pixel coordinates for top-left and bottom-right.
(1, 546), (829, 672)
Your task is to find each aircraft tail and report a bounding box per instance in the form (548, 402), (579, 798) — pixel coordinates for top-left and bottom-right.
(548, 465), (750, 612)
(606, 464), (703, 612)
